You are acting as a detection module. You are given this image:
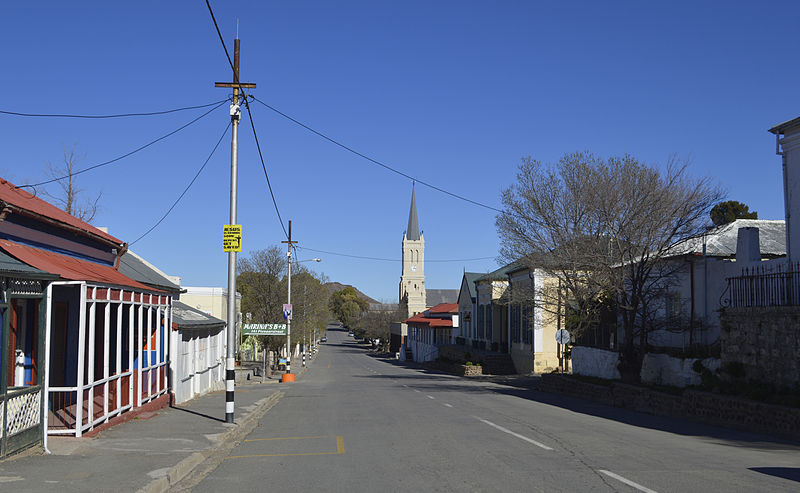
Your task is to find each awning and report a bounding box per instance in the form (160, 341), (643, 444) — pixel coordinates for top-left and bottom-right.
(0, 239), (159, 292)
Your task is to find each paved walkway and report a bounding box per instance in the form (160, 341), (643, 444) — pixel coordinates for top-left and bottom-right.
(0, 376), (290, 492)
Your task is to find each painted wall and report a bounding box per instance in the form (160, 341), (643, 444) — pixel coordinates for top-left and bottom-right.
(780, 125), (800, 260)
(571, 346), (621, 380)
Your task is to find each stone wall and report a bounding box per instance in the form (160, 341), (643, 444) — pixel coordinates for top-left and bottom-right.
(640, 354), (720, 388)
(571, 346), (621, 380)
(720, 306), (800, 388)
(540, 374), (800, 440)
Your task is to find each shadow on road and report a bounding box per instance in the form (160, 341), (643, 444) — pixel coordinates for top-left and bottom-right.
(361, 354), (800, 451)
(750, 467), (800, 483)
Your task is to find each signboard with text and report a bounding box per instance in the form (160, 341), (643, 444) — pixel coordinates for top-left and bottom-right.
(242, 323), (287, 336)
(223, 224), (242, 252)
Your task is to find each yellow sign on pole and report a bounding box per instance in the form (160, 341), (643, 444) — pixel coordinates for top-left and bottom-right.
(223, 224), (242, 252)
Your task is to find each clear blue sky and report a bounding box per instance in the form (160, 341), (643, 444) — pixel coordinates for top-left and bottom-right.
(2, 1), (799, 302)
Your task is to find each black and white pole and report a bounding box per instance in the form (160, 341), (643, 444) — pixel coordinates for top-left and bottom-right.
(302, 352), (306, 367)
(215, 38), (256, 424)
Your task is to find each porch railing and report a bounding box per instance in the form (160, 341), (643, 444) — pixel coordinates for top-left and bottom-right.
(726, 262), (800, 308)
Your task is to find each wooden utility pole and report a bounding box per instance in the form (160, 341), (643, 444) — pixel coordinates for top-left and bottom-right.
(215, 38), (256, 424)
(282, 220), (298, 372)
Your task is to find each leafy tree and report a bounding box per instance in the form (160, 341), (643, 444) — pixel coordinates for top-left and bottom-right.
(710, 200), (757, 226)
(497, 152), (722, 381)
(328, 287), (369, 327)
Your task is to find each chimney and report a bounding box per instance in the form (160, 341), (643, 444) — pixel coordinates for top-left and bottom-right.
(736, 227), (761, 263)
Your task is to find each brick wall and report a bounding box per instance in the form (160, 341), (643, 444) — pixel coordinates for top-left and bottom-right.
(720, 306), (800, 388)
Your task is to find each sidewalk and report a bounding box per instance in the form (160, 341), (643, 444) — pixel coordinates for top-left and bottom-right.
(0, 377), (288, 493)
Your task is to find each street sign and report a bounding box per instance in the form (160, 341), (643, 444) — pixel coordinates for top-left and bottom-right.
(282, 303), (293, 320)
(555, 328), (571, 344)
(242, 323), (287, 336)
(223, 224), (242, 252)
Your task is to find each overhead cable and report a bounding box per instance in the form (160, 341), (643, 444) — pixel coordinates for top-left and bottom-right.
(251, 97), (507, 215)
(297, 245), (495, 263)
(0, 99), (229, 119)
(130, 122), (231, 246)
(19, 100), (227, 189)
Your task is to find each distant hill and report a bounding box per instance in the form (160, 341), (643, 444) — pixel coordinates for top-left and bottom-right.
(324, 282), (378, 305)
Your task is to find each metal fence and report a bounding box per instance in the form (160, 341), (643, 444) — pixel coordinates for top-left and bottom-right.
(726, 262), (800, 308)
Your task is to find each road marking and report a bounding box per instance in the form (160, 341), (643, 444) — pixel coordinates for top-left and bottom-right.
(402, 384), (408, 387)
(474, 417), (553, 450)
(414, 389), (421, 393)
(337, 435), (346, 454)
(443, 403), (453, 408)
(426, 395), (435, 399)
(598, 470), (658, 493)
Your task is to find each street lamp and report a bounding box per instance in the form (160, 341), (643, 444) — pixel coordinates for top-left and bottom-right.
(285, 253), (321, 373)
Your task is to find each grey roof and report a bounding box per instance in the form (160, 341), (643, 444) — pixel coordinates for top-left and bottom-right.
(477, 260), (525, 282)
(171, 301), (226, 331)
(0, 250), (55, 279)
(462, 272), (482, 299)
(667, 219), (785, 258)
(406, 186), (420, 241)
(119, 251), (181, 293)
(426, 289), (458, 306)
(769, 116), (800, 135)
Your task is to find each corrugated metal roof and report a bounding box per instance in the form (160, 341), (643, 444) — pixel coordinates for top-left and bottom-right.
(667, 219), (785, 258)
(477, 260), (524, 282)
(171, 301), (225, 330)
(0, 239), (159, 292)
(429, 302), (458, 314)
(0, 178), (122, 245)
(769, 116), (800, 135)
(119, 251), (180, 293)
(463, 272), (482, 299)
(0, 250), (55, 278)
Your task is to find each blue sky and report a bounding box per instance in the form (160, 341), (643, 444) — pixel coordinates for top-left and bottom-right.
(2, 1), (799, 302)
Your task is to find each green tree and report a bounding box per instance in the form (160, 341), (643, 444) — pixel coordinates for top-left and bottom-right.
(710, 200), (757, 226)
(328, 287), (369, 327)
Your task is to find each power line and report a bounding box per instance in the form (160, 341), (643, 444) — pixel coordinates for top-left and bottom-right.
(19, 100), (227, 189)
(0, 99), (229, 119)
(296, 245), (495, 263)
(130, 122), (231, 246)
(250, 96), (507, 215)
(205, 0), (289, 240)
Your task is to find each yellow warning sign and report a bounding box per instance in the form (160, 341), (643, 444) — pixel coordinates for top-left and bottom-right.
(223, 224), (242, 252)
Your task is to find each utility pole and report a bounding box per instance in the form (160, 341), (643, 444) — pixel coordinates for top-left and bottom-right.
(215, 37), (256, 424)
(282, 220), (298, 372)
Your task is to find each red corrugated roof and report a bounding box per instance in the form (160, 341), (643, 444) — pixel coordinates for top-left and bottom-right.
(402, 313), (454, 328)
(0, 239), (158, 292)
(0, 178), (122, 244)
(428, 303), (458, 314)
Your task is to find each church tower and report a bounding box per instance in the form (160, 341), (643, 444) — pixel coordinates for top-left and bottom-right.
(400, 186), (426, 317)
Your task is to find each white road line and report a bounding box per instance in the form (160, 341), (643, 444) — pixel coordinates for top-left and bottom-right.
(402, 384), (408, 387)
(426, 395), (435, 399)
(474, 417), (553, 450)
(443, 403), (453, 408)
(414, 389), (421, 393)
(598, 470), (658, 493)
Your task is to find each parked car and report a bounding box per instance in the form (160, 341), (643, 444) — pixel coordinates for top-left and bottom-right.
(348, 331), (354, 337)
(321, 336), (327, 342)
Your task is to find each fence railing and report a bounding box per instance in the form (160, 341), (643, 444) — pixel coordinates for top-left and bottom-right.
(726, 262), (800, 308)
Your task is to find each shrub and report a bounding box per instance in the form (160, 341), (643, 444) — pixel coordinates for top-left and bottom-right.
(465, 361), (473, 366)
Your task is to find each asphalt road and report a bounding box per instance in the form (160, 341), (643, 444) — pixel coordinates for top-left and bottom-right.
(189, 327), (800, 492)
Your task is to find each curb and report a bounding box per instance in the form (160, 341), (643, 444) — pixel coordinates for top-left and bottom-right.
(137, 389), (285, 493)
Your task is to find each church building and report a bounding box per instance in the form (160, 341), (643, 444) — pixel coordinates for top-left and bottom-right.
(398, 187), (457, 318)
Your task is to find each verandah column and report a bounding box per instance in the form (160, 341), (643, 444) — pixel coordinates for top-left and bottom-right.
(75, 284), (87, 437)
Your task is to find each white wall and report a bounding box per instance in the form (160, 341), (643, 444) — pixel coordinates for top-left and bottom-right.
(571, 346), (621, 380)
(172, 327), (224, 404)
(780, 125), (800, 261)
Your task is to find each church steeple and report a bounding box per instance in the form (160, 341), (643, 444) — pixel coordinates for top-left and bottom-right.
(400, 184), (425, 316)
(406, 185), (420, 241)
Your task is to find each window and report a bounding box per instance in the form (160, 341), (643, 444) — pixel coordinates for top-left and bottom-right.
(477, 305), (485, 339)
(511, 304), (521, 343)
(485, 304), (493, 341)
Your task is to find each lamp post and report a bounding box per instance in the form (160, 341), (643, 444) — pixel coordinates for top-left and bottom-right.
(285, 252), (321, 373)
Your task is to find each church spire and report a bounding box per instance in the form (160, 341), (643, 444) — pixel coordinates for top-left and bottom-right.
(406, 184), (420, 241)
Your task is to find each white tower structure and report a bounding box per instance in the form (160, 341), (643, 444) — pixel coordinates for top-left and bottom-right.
(400, 186), (426, 317)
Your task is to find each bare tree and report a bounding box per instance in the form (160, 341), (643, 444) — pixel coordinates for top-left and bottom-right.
(42, 145), (102, 222)
(497, 152), (723, 381)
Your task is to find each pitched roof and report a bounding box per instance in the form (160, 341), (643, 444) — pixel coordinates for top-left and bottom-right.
(426, 289), (458, 306)
(403, 313), (454, 327)
(171, 301), (225, 331)
(462, 272), (482, 299)
(0, 250), (55, 279)
(406, 186), (420, 241)
(0, 178), (122, 245)
(118, 250), (181, 293)
(769, 116), (800, 135)
(477, 260), (524, 282)
(0, 239), (159, 292)
(428, 302), (458, 314)
(666, 219), (785, 258)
